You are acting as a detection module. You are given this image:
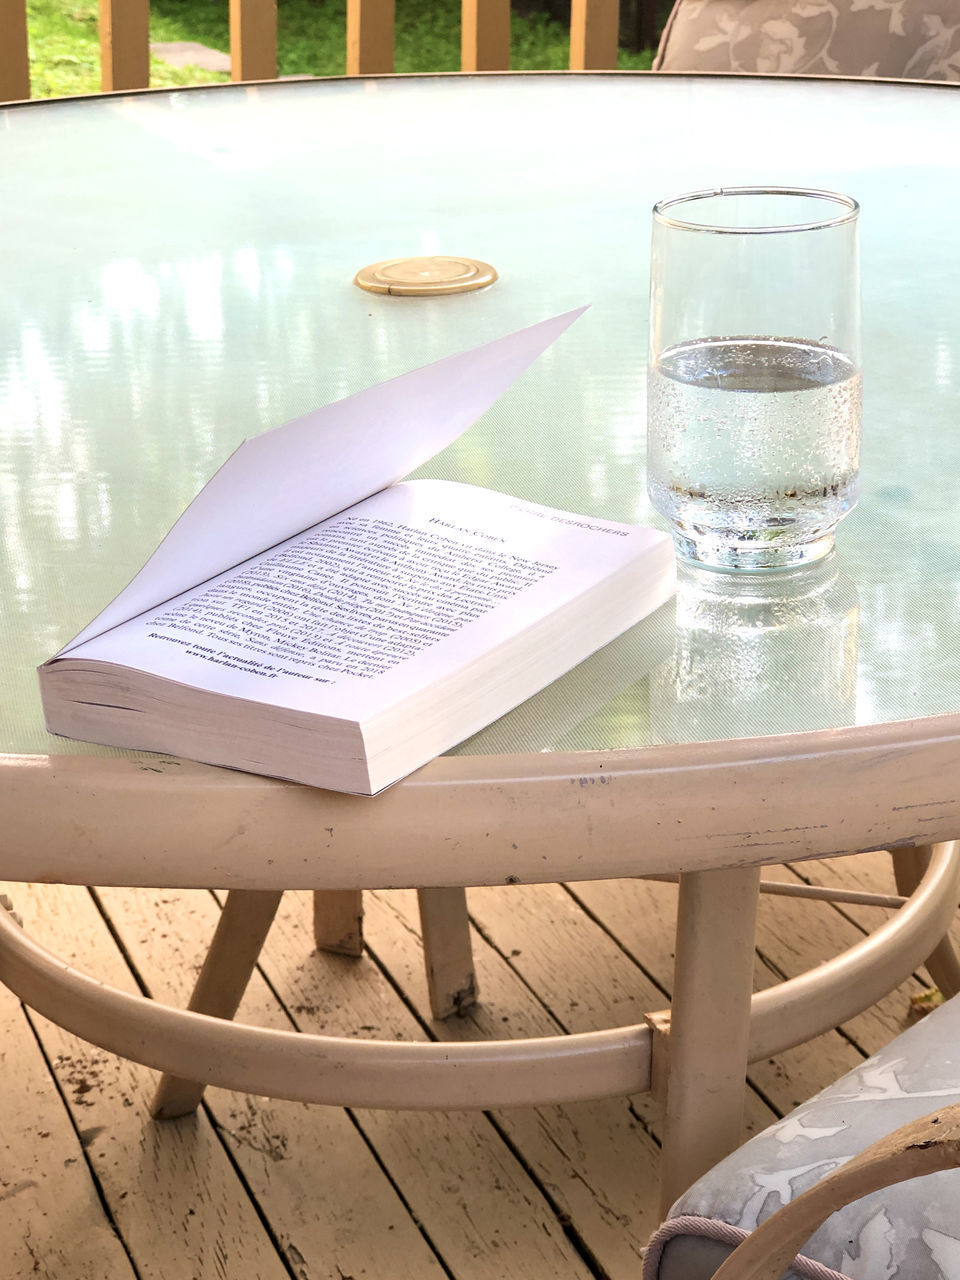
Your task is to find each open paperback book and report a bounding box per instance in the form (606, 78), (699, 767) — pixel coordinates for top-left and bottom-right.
(39, 309), (676, 795)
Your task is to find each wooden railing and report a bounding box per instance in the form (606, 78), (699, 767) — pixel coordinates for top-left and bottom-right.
(0, 0), (628, 104)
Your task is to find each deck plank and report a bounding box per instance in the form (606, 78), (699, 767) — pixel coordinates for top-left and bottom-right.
(0, 981), (136, 1280)
(755, 862), (925, 1054)
(791, 850), (960, 968)
(2, 854), (944, 1280)
(364, 885), (665, 1275)
(461, 880), (778, 1135)
(251, 888), (600, 1280)
(5, 882), (295, 1280)
(567, 875), (867, 1117)
(95, 885), (457, 1280)
(101, 885), (595, 1280)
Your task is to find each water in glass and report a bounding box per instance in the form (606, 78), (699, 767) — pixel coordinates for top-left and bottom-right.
(647, 335), (861, 568)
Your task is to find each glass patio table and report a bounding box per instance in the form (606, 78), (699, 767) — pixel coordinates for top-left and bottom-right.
(1, 71), (960, 1210)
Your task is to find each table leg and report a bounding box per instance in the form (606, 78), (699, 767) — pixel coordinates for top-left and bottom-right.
(657, 866), (761, 1217)
(313, 887), (476, 1018)
(891, 844), (960, 999)
(151, 888), (284, 1119)
(313, 889), (365, 956)
(418, 887), (477, 1019)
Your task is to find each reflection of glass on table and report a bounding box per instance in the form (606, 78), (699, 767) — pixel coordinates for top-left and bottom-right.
(651, 555), (859, 744)
(456, 600), (677, 756)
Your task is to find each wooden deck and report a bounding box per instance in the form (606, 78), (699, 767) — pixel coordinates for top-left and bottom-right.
(1, 853), (952, 1280)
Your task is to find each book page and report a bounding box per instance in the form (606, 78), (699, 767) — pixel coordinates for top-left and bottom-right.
(64, 480), (671, 722)
(57, 308), (586, 657)
(148, 516), (557, 682)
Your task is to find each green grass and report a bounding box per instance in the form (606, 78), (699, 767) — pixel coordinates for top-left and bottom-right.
(25, 0), (227, 98)
(25, 0), (653, 100)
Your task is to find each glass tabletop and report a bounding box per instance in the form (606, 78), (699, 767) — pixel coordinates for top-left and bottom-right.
(2, 72), (959, 761)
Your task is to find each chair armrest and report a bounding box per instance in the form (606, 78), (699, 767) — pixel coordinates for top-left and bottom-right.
(712, 1101), (960, 1280)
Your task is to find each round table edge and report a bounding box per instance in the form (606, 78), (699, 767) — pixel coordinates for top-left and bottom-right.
(3, 711), (959, 890)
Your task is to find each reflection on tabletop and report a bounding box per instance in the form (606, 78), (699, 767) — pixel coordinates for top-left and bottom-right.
(455, 555), (861, 759)
(452, 599), (677, 757)
(651, 555), (860, 744)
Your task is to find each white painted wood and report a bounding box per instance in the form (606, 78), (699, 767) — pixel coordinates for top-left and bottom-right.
(152, 888), (283, 1118)
(746, 844), (960, 1061)
(395, 873), (893, 1279)
(790, 850), (960, 984)
(568, 874), (866, 1127)
(365, 885), (671, 1271)
(0, 891), (654, 1105)
(567, 873), (681, 990)
(312, 887), (477, 1021)
(1, 848), (954, 1118)
(757, 880), (906, 908)
(790, 850), (907, 922)
(752, 862), (928, 1053)
(740, 864), (883, 1110)
(891, 844), (960, 997)
(0, 980), (137, 1279)
(646, 872), (908, 908)
(460, 878), (781, 1139)
(350, 1110), (596, 1278)
(1, 853), (948, 1280)
(313, 888), (364, 955)
(657, 867), (761, 1211)
(417, 886), (477, 1018)
(109, 883), (650, 1280)
(5, 714), (960, 890)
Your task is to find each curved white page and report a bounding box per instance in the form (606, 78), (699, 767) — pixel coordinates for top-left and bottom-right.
(57, 307), (587, 656)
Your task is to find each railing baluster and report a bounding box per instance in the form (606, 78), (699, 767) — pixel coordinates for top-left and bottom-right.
(98, 0), (150, 92)
(2, 0), (638, 105)
(570, 0), (620, 70)
(0, 0), (30, 101)
(347, 0), (395, 76)
(461, 0), (510, 72)
(230, 0), (278, 82)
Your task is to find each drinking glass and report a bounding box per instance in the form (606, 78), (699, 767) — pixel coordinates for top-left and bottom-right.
(647, 187), (861, 570)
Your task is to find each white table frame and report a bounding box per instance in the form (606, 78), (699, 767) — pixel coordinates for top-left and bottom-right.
(4, 69), (960, 1214)
(2, 713), (959, 1209)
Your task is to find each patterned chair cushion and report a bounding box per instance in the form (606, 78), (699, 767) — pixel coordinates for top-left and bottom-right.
(643, 992), (960, 1279)
(653, 0), (960, 80)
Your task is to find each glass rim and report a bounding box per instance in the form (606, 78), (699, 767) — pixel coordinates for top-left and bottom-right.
(652, 186), (860, 235)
